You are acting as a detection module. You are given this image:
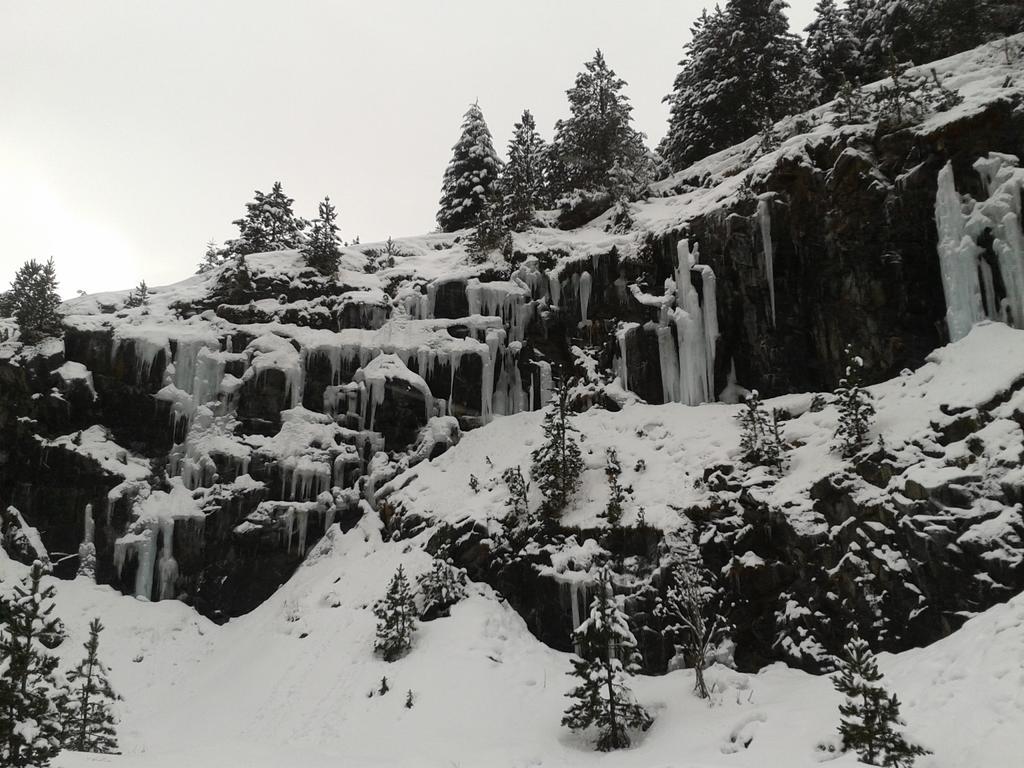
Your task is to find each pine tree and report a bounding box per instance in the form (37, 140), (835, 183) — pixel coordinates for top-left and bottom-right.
(736, 390), (787, 471)
(832, 638), (929, 766)
(6, 258), (63, 345)
(373, 566), (416, 661)
(660, 0), (814, 172)
(806, 0), (859, 100)
(230, 181), (306, 255)
(655, 552), (720, 700)
(501, 110), (551, 231)
(303, 196), (342, 276)
(465, 194), (513, 265)
(562, 566), (652, 751)
(833, 346), (875, 457)
(123, 280), (149, 309)
(530, 378), (584, 521)
(197, 239), (225, 273)
(436, 103), (503, 232)
(552, 50), (650, 196)
(416, 557), (467, 619)
(602, 448), (625, 527)
(59, 618), (119, 754)
(0, 562), (67, 767)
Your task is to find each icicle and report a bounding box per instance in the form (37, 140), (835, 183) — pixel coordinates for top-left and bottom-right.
(696, 264), (718, 399)
(657, 323), (680, 403)
(83, 503), (95, 545)
(757, 196), (777, 327)
(282, 508), (295, 553)
(579, 270), (592, 323)
(156, 518), (178, 601)
(935, 162), (986, 341)
(296, 507), (309, 557)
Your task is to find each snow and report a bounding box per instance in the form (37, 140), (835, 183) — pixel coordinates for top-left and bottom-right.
(53, 361), (96, 399)
(41, 426), (152, 482)
(0, 508), (1014, 768)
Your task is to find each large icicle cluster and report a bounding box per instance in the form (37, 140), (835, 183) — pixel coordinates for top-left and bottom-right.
(935, 154), (1024, 341)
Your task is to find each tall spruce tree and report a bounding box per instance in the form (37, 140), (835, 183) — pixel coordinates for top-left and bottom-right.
(806, 0), (859, 100)
(552, 50), (650, 196)
(230, 181), (305, 255)
(436, 103), (503, 232)
(833, 346), (875, 457)
(832, 638), (929, 766)
(0, 562), (67, 767)
(373, 566), (417, 661)
(562, 565), (652, 751)
(530, 378), (584, 521)
(501, 110), (551, 230)
(661, 0), (813, 172)
(59, 618), (119, 754)
(303, 196), (342, 275)
(6, 258), (63, 345)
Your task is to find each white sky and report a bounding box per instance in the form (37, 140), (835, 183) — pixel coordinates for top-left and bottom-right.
(0, 0), (816, 297)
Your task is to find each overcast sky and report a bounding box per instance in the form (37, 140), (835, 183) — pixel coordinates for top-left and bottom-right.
(0, 0), (816, 297)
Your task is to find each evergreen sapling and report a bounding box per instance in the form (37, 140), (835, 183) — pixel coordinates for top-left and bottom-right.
(833, 346), (876, 457)
(0, 561), (67, 768)
(303, 196), (342, 276)
(416, 557), (467, 620)
(59, 618), (119, 754)
(530, 378), (584, 521)
(562, 566), (652, 751)
(373, 566), (417, 661)
(832, 638), (929, 766)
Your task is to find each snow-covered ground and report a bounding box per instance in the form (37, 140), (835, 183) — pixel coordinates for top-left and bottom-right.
(3, 446), (1020, 768)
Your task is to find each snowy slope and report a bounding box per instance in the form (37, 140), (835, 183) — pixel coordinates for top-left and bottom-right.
(1, 508), (1018, 768)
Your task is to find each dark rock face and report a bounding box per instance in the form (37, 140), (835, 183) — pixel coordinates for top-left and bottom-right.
(668, 96), (1024, 396)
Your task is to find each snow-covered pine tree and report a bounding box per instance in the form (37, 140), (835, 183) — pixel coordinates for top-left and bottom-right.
(833, 346), (875, 457)
(0, 561), (67, 767)
(661, 0), (813, 172)
(832, 638), (929, 766)
(655, 550), (720, 700)
(806, 0), (859, 100)
(552, 50), (650, 197)
(736, 390), (787, 471)
(501, 109), (550, 231)
(562, 565), (652, 751)
(303, 196), (342, 276)
(59, 618), (119, 754)
(230, 181), (306, 255)
(436, 102), (502, 233)
(602, 448), (625, 527)
(373, 566), (416, 661)
(530, 377), (583, 522)
(416, 557), (466, 620)
(465, 193), (513, 265)
(6, 258), (63, 345)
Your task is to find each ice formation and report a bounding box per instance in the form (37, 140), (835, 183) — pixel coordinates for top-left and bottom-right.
(935, 155), (1024, 340)
(640, 239), (719, 405)
(757, 195), (777, 327)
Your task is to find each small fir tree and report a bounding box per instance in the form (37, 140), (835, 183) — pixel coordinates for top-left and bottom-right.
(230, 181), (306, 255)
(601, 448), (626, 527)
(465, 194), (513, 265)
(530, 378), (584, 521)
(303, 196), (342, 275)
(7, 258), (63, 345)
(562, 566), (652, 751)
(832, 638), (929, 766)
(436, 103), (503, 232)
(373, 566), (417, 661)
(59, 618), (119, 754)
(197, 239), (224, 273)
(416, 557), (467, 619)
(501, 109), (551, 230)
(831, 77), (873, 126)
(0, 561), (67, 767)
(736, 390), (787, 471)
(123, 280), (149, 308)
(833, 346), (875, 457)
